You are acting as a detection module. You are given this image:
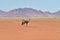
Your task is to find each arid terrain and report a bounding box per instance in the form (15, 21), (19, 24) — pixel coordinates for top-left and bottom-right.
(0, 18), (60, 40)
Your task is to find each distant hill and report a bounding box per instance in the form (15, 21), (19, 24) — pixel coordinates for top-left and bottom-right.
(52, 11), (60, 17)
(0, 10), (6, 17)
(0, 8), (60, 18)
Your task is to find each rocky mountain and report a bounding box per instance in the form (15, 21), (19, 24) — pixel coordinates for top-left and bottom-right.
(51, 11), (60, 18)
(0, 10), (6, 17)
(6, 8), (44, 17)
(0, 8), (60, 18)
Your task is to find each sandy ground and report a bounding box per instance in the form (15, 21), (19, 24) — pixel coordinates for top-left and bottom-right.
(0, 18), (60, 40)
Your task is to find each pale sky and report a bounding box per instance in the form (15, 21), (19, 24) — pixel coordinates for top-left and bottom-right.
(0, 0), (60, 12)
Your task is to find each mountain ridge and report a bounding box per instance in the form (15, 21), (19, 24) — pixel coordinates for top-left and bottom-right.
(0, 8), (60, 18)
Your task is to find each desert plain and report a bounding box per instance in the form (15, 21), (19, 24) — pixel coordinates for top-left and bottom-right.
(0, 18), (60, 40)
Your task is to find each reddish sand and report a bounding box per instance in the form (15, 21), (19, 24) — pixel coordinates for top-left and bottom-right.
(0, 19), (60, 40)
